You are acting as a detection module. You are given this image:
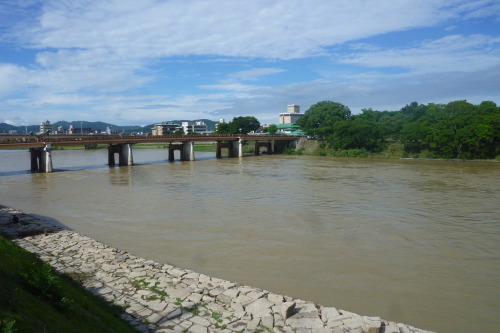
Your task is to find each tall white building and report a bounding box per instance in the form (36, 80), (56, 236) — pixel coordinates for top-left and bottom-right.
(279, 104), (303, 124)
(39, 120), (54, 134)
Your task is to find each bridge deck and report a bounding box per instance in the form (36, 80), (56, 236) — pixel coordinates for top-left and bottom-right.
(0, 134), (298, 149)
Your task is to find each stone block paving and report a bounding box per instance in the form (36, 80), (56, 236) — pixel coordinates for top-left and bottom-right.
(1, 207), (435, 333)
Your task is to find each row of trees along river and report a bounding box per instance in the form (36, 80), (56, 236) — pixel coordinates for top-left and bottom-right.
(294, 100), (499, 160)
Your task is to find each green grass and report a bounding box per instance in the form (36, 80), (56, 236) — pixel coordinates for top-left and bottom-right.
(132, 143), (168, 149)
(0, 235), (138, 333)
(193, 144), (216, 152)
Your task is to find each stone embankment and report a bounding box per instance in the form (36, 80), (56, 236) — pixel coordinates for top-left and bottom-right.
(1, 206), (434, 333)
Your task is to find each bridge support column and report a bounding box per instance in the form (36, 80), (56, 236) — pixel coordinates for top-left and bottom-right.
(121, 143), (134, 166)
(108, 144), (134, 166)
(42, 144), (54, 173)
(230, 139), (243, 157)
(273, 140), (294, 154)
(182, 141), (195, 161)
(30, 148), (42, 172)
(30, 144), (54, 173)
(216, 142), (233, 158)
(255, 141), (272, 155)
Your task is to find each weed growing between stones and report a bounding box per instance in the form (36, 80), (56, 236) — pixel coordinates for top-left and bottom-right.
(256, 325), (274, 332)
(132, 278), (168, 301)
(149, 282), (168, 300)
(132, 278), (150, 290)
(186, 302), (202, 315)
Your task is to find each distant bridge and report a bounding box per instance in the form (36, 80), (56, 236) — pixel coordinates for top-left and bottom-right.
(0, 134), (299, 172)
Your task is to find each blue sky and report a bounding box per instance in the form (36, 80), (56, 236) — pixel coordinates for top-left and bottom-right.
(0, 0), (499, 126)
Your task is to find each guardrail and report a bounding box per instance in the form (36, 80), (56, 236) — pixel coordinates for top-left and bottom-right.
(0, 134), (299, 148)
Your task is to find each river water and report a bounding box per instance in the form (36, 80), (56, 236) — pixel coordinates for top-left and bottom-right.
(0, 149), (499, 332)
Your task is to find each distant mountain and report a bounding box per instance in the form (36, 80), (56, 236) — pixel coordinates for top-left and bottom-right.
(144, 119), (218, 132)
(52, 121), (120, 131)
(1, 119), (218, 134)
(0, 123), (18, 133)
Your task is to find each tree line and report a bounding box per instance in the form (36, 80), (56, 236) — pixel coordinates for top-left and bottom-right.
(296, 100), (500, 159)
(215, 116), (261, 134)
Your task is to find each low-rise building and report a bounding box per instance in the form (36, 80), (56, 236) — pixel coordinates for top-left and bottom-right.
(276, 123), (305, 136)
(106, 126), (120, 135)
(151, 122), (182, 135)
(67, 125), (94, 135)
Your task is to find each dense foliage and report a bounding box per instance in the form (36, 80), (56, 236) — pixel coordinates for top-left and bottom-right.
(215, 116), (260, 134)
(297, 100), (499, 159)
(295, 101), (351, 140)
(263, 124), (278, 134)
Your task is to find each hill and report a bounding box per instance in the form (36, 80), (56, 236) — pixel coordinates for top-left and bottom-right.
(139, 119), (218, 133)
(1, 119), (218, 134)
(0, 123), (18, 133)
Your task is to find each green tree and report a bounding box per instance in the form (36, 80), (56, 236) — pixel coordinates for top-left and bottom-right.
(400, 100), (499, 159)
(266, 124), (278, 134)
(332, 118), (385, 152)
(400, 101), (427, 120)
(215, 122), (232, 134)
(230, 116), (260, 134)
(296, 101), (351, 139)
(173, 129), (184, 135)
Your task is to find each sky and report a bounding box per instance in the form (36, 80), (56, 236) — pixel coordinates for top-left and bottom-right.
(0, 0), (499, 126)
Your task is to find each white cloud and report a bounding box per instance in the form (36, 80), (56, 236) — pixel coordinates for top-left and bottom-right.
(1, 0), (499, 125)
(199, 67), (286, 92)
(208, 63), (500, 123)
(21, 0), (494, 60)
(199, 83), (259, 92)
(338, 34), (500, 74)
(230, 68), (286, 81)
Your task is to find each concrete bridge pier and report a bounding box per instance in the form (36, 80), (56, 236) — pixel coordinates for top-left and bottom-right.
(168, 142), (195, 161)
(108, 143), (134, 166)
(216, 142), (233, 158)
(121, 143), (134, 166)
(215, 139), (242, 158)
(30, 144), (54, 173)
(255, 141), (272, 155)
(30, 148), (41, 171)
(183, 141), (195, 161)
(232, 139), (244, 157)
(273, 140), (295, 154)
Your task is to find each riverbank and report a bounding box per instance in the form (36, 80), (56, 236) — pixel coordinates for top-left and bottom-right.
(0, 206), (434, 333)
(292, 138), (500, 161)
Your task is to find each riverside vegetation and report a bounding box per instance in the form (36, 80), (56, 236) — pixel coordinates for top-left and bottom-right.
(0, 234), (138, 332)
(294, 100), (500, 160)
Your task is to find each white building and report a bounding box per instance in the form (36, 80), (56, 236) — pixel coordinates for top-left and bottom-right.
(68, 124), (93, 135)
(279, 104), (303, 124)
(182, 121), (208, 134)
(40, 120), (54, 134)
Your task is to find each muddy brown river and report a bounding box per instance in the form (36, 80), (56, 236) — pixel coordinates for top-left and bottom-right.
(1, 149), (499, 332)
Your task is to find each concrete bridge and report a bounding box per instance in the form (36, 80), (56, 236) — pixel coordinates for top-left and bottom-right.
(0, 134), (298, 173)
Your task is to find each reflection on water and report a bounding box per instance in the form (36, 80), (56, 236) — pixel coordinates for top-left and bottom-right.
(109, 167), (134, 186)
(1, 149), (499, 333)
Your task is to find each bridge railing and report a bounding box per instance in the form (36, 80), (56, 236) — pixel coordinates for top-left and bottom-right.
(0, 133), (299, 147)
